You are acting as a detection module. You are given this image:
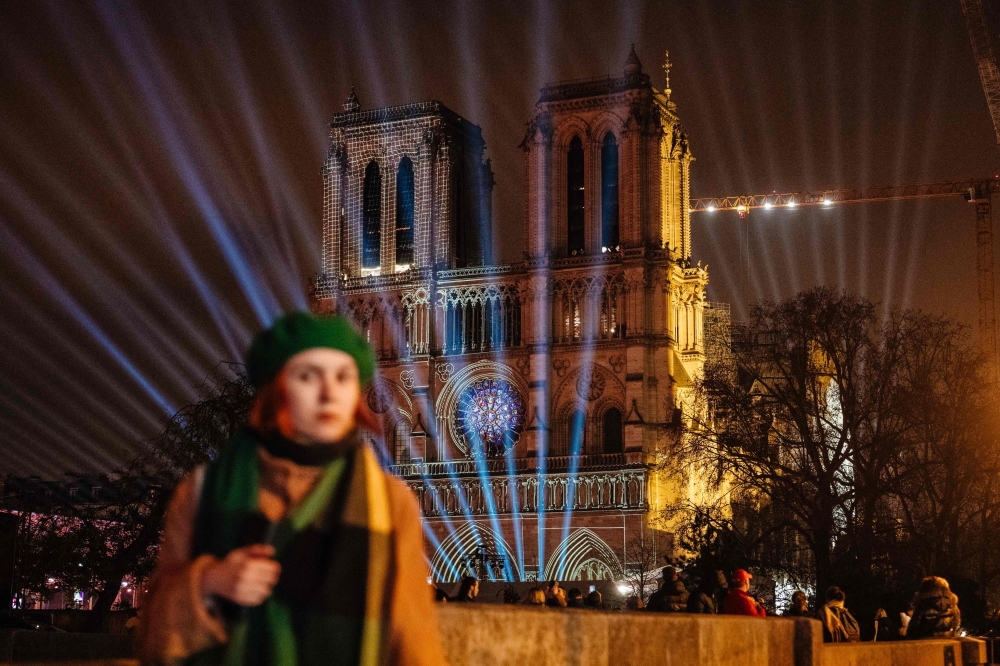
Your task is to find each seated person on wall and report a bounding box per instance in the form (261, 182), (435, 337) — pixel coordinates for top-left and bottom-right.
(566, 588), (585, 608)
(898, 608), (913, 637)
(137, 312), (445, 666)
(546, 587), (568, 608)
(721, 569), (766, 617)
(818, 586), (861, 643)
(873, 608), (893, 641)
(583, 591), (604, 610)
(686, 572), (723, 614)
(646, 566), (689, 612)
(783, 590), (810, 617)
(451, 576), (479, 603)
(523, 587), (546, 606)
(907, 576), (962, 639)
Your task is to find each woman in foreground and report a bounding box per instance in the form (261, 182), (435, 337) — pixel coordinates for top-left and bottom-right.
(139, 312), (446, 666)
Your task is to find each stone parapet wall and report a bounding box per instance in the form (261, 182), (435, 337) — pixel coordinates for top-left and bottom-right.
(0, 610), (987, 665)
(437, 605), (985, 666)
(439, 605), (809, 666)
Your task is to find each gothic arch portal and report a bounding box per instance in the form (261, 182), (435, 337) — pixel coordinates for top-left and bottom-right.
(543, 528), (623, 581)
(430, 522), (521, 583)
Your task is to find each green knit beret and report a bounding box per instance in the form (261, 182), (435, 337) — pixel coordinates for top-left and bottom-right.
(244, 312), (376, 388)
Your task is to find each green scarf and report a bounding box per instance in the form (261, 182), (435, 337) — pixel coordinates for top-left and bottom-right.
(189, 430), (393, 666)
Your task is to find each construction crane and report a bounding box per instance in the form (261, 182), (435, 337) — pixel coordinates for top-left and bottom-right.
(961, 0), (1000, 149)
(959, 0), (1000, 383)
(690, 177), (1000, 382)
(688, 0), (1000, 383)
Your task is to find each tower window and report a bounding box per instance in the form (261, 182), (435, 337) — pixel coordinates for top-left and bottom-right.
(392, 420), (411, 464)
(395, 156), (415, 267)
(601, 133), (619, 249)
(567, 136), (585, 254)
(362, 160), (381, 269)
(569, 409), (586, 455)
(602, 407), (623, 453)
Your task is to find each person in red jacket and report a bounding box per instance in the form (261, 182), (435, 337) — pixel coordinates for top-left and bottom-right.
(722, 569), (766, 617)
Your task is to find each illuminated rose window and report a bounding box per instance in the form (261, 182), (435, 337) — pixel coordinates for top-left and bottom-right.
(454, 378), (526, 457)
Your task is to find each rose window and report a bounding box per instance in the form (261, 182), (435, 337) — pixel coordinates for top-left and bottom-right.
(454, 379), (526, 457)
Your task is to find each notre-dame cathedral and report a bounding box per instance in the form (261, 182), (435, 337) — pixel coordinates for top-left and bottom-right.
(312, 47), (711, 584)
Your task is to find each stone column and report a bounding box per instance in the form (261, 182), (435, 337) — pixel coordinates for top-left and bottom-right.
(415, 131), (436, 270)
(434, 137), (453, 268)
(381, 158), (395, 275)
(524, 115), (552, 259)
(321, 142), (346, 278)
(522, 266), (551, 457)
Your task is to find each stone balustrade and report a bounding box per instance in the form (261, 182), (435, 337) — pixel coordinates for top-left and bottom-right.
(407, 467), (647, 517)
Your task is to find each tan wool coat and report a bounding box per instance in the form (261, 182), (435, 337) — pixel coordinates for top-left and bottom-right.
(137, 447), (447, 666)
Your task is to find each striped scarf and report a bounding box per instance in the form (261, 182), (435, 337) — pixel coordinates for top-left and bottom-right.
(188, 430), (393, 666)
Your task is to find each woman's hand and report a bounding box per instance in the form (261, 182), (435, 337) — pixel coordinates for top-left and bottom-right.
(201, 544), (281, 607)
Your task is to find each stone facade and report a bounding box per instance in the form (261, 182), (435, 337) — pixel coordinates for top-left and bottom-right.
(312, 48), (709, 583)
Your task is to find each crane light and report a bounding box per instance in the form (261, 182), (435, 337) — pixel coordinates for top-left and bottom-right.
(787, 200), (797, 208)
(823, 198), (832, 207)
(763, 201), (773, 210)
(707, 204), (716, 212)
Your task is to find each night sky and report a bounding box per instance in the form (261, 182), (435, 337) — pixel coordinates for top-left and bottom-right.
(1, 0), (998, 477)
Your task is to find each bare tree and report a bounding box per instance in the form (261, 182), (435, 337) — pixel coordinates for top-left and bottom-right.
(886, 318), (1000, 611)
(3, 363), (254, 630)
(621, 529), (662, 604)
(670, 288), (1000, 623)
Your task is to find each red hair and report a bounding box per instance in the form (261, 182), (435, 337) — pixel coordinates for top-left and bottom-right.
(248, 370), (379, 440)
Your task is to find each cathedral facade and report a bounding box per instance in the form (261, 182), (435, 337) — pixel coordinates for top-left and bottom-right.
(313, 48), (709, 584)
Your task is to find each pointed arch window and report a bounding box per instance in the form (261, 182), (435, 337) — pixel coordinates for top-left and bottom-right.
(567, 136), (585, 254)
(602, 407), (623, 453)
(362, 160), (382, 269)
(395, 156), (414, 267)
(601, 133), (619, 249)
(569, 409), (586, 455)
(391, 419), (411, 464)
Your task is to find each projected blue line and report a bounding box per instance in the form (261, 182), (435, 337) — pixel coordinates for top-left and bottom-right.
(93, 2), (279, 326)
(0, 226), (175, 415)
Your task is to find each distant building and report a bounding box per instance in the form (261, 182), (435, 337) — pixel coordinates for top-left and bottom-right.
(313, 47), (711, 583)
(0, 473), (160, 610)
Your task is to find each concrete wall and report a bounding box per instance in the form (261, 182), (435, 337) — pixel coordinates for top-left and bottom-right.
(439, 605), (815, 666)
(438, 605), (985, 666)
(820, 641), (961, 666)
(0, 630), (132, 664)
(0, 609), (988, 666)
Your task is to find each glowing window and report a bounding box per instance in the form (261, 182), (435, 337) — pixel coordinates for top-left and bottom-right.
(362, 160), (381, 269)
(567, 136), (585, 254)
(569, 409), (586, 454)
(601, 133), (619, 249)
(395, 157), (414, 266)
(454, 379), (526, 457)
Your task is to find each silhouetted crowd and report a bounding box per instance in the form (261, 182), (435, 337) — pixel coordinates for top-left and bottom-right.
(436, 569), (965, 643)
(805, 576), (963, 643)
